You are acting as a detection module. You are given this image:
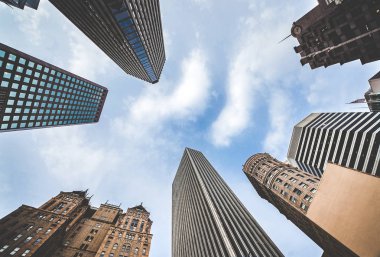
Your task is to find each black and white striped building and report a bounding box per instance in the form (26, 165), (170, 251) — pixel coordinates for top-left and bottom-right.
(172, 148), (284, 257)
(288, 112), (380, 177)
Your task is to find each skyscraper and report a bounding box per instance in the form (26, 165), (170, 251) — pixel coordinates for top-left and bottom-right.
(172, 148), (284, 257)
(0, 0), (40, 9)
(0, 43), (108, 132)
(292, 0), (380, 69)
(287, 112), (380, 177)
(365, 71), (380, 112)
(243, 153), (380, 257)
(0, 190), (153, 257)
(49, 0), (165, 84)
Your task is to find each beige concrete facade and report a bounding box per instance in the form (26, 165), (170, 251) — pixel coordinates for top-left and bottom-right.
(307, 163), (380, 257)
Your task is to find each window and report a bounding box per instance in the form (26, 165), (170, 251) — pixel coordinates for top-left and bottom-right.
(293, 188), (302, 195)
(13, 234), (22, 241)
(307, 179), (316, 184)
(280, 190), (288, 197)
(130, 219), (138, 231)
(122, 245), (127, 251)
(275, 178), (283, 184)
(100, 252), (105, 257)
(109, 254), (114, 257)
(113, 243), (118, 250)
(310, 188), (317, 194)
(21, 249), (30, 256)
(10, 247), (20, 255)
(290, 196), (297, 204)
(280, 173), (288, 178)
(299, 182), (309, 189)
(105, 240), (111, 248)
(24, 236), (32, 243)
(142, 248), (146, 255)
(45, 228), (52, 234)
(0, 245), (9, 252)
(289, 177), (298, 183)
(284, 183), (292, 189)
(300, 203), (309, 211)
(304, 195), (313, 203)
(33, 238), (42, 245)
(140, 221), (144, 232)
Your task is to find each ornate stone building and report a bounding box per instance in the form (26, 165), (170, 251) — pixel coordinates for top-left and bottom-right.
(243, 153), (380, 257)
(0, 190), (153, 257)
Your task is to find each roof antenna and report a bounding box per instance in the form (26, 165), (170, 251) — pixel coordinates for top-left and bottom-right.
(278, 34), (292, 44)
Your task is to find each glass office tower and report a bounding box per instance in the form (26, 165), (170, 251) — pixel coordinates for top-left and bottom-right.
(49, 0), (166, 84)
(0, 43), (108, 132)
(0, 0), (40, 9)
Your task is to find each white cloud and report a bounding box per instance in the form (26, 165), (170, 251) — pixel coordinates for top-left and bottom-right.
(34, 127), (120, 188)
(210, 4), (299, 147)
(15, 0), (50, 45)
(114, 48), (211, 136)
(67, 29), (112, 81)
(263, 89), (295, 159)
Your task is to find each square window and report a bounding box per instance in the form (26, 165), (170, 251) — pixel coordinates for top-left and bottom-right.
(19, 58), (26, 65)
(1, 81), (9, 88)
(28, 61), (35, 68)
(3, 72), (11, 79)
(6, 63), (14, 70)
(3, 116), (10, 122)
(0, 49), (5, 58)
(8, 54), (16, 61)
(1, 124), (8, 129)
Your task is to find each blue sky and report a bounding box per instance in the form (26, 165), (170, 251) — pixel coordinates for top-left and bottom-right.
(0, 0), (379, 256)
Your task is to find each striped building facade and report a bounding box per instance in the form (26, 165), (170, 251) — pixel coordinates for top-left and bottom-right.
(172, 148), (284, 257)
(49, 0), (165, 84)
(287, 112), (380, 177)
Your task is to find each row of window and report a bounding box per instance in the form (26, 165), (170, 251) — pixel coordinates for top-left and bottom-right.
(0, 49), (104, 93)
(1, 118), (96, 130)
(0, 245), (30, 256)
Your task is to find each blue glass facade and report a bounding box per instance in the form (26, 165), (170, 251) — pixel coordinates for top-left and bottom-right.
(0, 43), (108, 132)
(106, 0), (158, 82)
(1, 0), (40, 9)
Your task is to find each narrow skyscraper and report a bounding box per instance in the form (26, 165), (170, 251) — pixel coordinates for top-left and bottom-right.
(287, 112), (380, 177)
(0, 43), (108, 132)
(0, 0), (40, 9)
(172, 148), (284, 257)
(49, 0), (166, 84)
(243, 153), (380, 257)
(292, 0), (380, 69)
(0, 190), (153, 257)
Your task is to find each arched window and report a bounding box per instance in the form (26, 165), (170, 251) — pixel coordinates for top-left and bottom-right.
(113, 243), (118, 250)
(134, 247), (139, 255)
(126, 245), (131, 252)
(122, 244), (127, 251)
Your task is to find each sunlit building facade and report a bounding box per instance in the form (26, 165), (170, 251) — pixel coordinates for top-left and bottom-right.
(0, 43), (108, 132)
(243, 153), (380, 257)
(49, 0), (166, 84)
(172, 148), (284, 257)
(287, 112), (380, 177)
(0, 190), (153, 257)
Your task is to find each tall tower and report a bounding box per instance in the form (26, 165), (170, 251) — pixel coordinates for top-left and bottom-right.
(287, 112), (380, 177)
(243, 153), (380, 257)
(0, 191), (153, 257)
(172, 148), (284, 257)
(0, 43), (108, 132)
(291, 0), (380, 69)
(49, 0), (166, 84)
(0, 0), (40, 9)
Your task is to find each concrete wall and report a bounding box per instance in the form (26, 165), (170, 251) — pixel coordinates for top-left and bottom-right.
(307, 164), (380, 257)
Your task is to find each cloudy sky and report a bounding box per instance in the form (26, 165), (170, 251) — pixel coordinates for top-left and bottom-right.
(0, 0), (378, 256)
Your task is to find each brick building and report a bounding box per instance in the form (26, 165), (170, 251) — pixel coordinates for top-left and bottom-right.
(243, 153), (380, 257)
(0, 190), (153, 257)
